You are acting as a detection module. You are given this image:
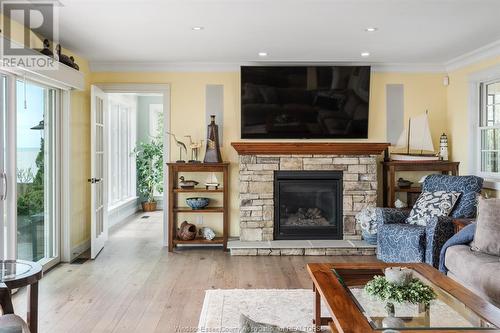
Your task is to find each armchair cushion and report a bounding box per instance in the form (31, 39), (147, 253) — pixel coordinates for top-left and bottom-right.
(406, 191), (461, 226)
(378, 223), (426, 263)
(422, 175), (483, 218)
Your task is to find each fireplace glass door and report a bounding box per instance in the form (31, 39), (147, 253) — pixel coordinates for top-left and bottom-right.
(274, 171), (342, 240)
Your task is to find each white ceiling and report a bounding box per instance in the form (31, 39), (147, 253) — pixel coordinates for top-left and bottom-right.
(49, 0), (500, 68)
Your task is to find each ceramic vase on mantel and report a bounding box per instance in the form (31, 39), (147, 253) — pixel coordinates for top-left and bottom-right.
(203, 115), (223, 163)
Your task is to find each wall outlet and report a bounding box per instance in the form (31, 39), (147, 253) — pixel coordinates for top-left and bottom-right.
(196, 216), (204, 225)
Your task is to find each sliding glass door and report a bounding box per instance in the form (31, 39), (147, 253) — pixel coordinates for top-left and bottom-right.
(0, 72), (60, 267)
(16, 80), (57, 263)
(0, 75), (6, 259)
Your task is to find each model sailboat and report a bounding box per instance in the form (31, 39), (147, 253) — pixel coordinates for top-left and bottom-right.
(391, 111), (440, 161)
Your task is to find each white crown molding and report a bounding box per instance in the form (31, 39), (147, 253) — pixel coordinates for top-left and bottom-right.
(445, 39), (500, 72)
(371, 63), (445, 73)
(89, 61), (242, 72)
(90, 61), (445, 73)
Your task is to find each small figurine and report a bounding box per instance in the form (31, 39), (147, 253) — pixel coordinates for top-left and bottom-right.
(397, 177), (413, 188)
(69, 56), (79, 71)
(199, 227), (216, 241)
(439, 133), (449, 161)
(179, 176), (199, 189)
(184, 135), (203, 163)
(167, 132), (187, 163)
(39, 39), (53, 57)
(56, 44), (74, 68)
(205, 173), (220, 190)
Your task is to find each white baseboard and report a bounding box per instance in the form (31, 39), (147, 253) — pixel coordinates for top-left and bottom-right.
(70, 239), (90, 262)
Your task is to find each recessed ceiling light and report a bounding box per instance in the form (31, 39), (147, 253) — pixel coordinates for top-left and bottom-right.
(365, 27), (378, 32)
(192, 26), (204, 31)
(361, 52), (370, 57)
(258, 52), (268, 57)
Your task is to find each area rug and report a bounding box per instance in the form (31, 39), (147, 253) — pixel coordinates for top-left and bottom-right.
(197, 288), (472, 332)
(197, 289), (327, 333)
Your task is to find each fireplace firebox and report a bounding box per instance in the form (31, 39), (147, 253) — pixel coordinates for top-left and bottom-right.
(274, 171), (343, 240)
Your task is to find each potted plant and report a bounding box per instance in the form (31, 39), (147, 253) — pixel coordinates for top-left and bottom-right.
(134, 137), (163, 212)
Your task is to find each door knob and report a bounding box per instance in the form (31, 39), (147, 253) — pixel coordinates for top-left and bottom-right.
(87, 178), (102, 184)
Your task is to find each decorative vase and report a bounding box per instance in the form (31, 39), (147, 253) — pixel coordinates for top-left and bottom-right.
(362, 231), (377, 245)
(203, 115), (223, 163)
(177, 221), (197, 240)
(141, 201), (157, 212)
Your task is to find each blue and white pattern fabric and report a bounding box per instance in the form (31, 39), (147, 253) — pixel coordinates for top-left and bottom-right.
(422, 175), (483, 218)
(406, 191), (461, 226)
(376, 175), (483, 268)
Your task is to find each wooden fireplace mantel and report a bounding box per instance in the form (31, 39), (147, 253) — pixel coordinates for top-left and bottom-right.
(231, 142), (390, 155)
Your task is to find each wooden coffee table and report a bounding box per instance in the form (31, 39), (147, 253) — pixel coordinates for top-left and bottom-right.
(308, 262), (500, 333)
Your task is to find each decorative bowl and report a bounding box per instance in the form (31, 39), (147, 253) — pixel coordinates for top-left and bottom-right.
(186, 197), (210, 210)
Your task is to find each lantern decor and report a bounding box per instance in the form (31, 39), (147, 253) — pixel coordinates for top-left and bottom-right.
(203, 115), (223, 163)
(439, 133), (449, 161)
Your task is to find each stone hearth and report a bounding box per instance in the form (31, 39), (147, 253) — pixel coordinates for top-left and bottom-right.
(238, 154), (378, 241)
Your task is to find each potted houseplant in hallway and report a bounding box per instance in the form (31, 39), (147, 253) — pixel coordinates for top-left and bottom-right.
(134, 137), (163, 212)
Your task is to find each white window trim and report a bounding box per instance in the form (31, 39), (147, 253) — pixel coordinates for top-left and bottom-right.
(468, 64), (500, 190)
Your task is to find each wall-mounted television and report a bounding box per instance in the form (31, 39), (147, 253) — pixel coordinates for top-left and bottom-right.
(241, 66), (370, 139)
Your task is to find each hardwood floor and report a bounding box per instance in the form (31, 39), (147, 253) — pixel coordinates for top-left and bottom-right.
(13, 212), (377, 333)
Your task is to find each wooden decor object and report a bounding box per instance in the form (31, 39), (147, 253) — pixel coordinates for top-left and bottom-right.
(231, 142), (390, 155)
(167, 162), (229, 251)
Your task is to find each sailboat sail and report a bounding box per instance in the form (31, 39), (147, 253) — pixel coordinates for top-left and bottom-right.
(394, 114), (434, 152)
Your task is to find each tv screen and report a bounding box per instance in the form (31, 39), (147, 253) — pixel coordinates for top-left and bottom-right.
(241, 66), (370, 139)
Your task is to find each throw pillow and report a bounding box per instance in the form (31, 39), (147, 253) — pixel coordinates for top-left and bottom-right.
(472, 197), (500, 256)
(406, 191), (461, 226)
(239, 314), (306, 333)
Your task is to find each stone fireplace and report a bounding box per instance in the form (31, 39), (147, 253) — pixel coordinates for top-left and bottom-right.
(232, 142), (389, 244)
(274, 171), (343, 240)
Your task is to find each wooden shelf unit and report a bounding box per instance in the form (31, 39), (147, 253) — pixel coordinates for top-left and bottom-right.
(167, 162), (229, 252)
(382, 160), (460, 208)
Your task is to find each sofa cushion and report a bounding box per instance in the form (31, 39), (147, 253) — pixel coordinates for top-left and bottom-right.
(422, 175), (483, 218)
(406, 191), (461, 226)
(445, 245), (500, 306)
(378, 223), (426, 263)
(473, 197), (500, 256)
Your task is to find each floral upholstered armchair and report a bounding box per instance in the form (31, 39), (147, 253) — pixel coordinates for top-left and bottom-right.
(376, 175), (483, 268)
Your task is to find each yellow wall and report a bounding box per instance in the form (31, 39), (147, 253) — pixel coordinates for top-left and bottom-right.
(91, 71), (448, 237)
(447, 56), (500, 171)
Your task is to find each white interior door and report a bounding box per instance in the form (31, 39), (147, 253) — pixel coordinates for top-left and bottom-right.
(90, 85), (108, 259)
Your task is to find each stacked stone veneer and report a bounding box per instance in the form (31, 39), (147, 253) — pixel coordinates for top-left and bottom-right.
(239, 154), (378, 241)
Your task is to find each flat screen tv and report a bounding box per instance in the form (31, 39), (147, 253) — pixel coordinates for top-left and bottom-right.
(241, 66), (370, 139)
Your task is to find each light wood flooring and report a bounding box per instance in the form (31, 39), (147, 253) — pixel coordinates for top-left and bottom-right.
(13, 212), (377, 333)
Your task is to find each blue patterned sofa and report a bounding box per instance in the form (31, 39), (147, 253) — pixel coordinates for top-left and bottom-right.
(376, 175), (483, 268)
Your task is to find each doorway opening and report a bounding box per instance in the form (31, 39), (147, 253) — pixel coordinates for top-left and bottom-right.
(106, 92), (165, 228)
(89, 84), (170, 258)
